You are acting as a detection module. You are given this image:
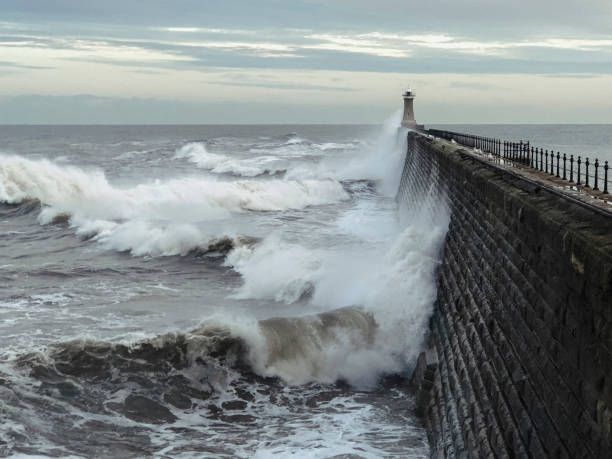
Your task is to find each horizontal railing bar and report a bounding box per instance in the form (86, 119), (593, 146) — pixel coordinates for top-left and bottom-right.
(424, 128), (611, 201)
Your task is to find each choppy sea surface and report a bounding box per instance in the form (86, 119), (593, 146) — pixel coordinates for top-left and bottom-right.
(0, 114), (448, 458)
(2, 119), (608, 458)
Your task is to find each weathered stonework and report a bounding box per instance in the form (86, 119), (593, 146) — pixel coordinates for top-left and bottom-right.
(405, 132), (612, 459)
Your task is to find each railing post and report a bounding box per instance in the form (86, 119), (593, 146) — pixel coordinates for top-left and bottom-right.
(570, 155), (574, 182)
(563, 154), (567, 180)
(526, 141), (530, 164)
(604, 161), (609, 194)
(585, 158), (590, 187)
(514, 142), (518, 161)
(545, 149), (548, 172)
(556, 152), (560, 177)
(516, 142), (519, 161)
(594, 159), (599, 191)
(540, 148), (544, 171)
(577, 156), (582, 185)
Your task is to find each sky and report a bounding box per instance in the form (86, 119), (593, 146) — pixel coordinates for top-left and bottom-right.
(1, 0), (612, 124)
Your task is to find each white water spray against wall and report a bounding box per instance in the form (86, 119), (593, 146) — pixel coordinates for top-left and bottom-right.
(225, 115), (451, 388)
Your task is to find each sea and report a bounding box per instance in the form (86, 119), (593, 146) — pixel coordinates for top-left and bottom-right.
(0, 116), (610, 458)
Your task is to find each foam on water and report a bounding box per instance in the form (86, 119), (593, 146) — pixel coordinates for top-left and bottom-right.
(222, 117), (450, 389)
(224, 212), (449, 388)
(0, 319), (428, 458)
(175, 142), (288, 177)
(283, 111), (407, 197)
(0, 120), (442, 457)
(0, 154), (349, 256)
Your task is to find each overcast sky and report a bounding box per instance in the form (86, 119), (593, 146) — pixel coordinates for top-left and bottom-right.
(1, 0), (612, 123)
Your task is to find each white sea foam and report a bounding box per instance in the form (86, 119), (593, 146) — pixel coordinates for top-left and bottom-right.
(224, 235), (322, 304)
(3, 120), (438, 457)
(224, 214), (448, 388)
(285, 111), (408, 196)
(175, 142), (288, 177)
(248, 135), (361, 157)
(0, 154), (349, 256)
(223, 117), (451, 388)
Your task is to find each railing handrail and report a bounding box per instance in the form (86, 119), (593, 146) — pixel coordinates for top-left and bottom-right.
(425, 128), (610, 198)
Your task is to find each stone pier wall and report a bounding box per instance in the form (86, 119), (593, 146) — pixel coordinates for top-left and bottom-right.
(404, 132), (612, 459)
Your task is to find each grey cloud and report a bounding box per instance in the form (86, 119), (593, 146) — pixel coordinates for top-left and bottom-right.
(129, 68), (167, 75)
(3, 24), (612, 78)
(5, 24), (612, 76)
(449, 82), (506, 91)
(3, 0), (612, 37)
(0, 60), (53, 70)
(540, 73), (601, 79)
(209, 80), (357, 92)
(0, 94), (390, 124)
(305, 0), (612, 36)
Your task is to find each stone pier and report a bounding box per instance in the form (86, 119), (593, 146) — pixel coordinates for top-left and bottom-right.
(402, 131), (612, 459)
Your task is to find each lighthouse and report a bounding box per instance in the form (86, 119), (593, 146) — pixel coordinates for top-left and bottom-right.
(401, 87), (418, 128)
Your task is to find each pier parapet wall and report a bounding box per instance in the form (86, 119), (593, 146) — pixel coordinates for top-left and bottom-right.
(404, 131), (612, 459)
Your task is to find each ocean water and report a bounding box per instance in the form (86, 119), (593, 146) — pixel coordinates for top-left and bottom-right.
(0, 114), (450, 458)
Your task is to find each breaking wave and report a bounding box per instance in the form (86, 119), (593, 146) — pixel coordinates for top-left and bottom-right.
(248, 133), (363, 156)
(175, 142), (288, 177)
(14, 306), (378, 388)
(225, 212), (450, 387)
(1, 120), (444, 457)
(0, 154), (349, 256)
(0, 307), (428, 456)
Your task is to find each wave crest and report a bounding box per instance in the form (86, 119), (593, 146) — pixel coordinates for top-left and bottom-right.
(175, 142), (287, 177)
(0, 154), (349, 256)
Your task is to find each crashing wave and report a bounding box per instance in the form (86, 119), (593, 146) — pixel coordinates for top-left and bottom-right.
(0, 154), (349, 256)
(14, 307), (380, 389)
(174, 142), (288, 177)
(0, 154), (349, 217)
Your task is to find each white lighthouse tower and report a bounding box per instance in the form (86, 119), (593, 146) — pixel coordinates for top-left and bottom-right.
(401, 87), (418, 128)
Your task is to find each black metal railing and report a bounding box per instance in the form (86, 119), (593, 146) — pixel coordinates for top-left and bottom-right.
(427, 129), (610, 196)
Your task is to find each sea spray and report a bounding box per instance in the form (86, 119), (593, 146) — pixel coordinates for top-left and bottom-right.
(175, 142), (288, 177)
(224, 119), (450, 388)
(223, 213), (449, 388)
(0, 154), (349, 256)
(284, 110), (408, 197)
